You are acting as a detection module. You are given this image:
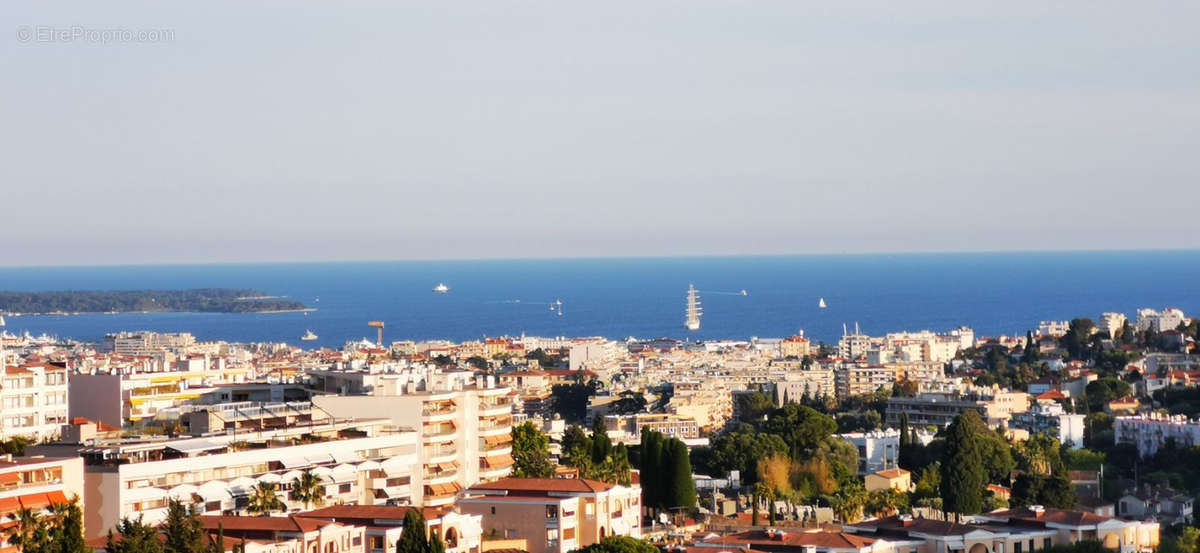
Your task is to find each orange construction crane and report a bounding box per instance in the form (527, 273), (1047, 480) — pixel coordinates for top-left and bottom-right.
(367, 321), (385, 347)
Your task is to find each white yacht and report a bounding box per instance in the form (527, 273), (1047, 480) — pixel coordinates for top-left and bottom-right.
(433, 283), (450, 293)
(300, 330), (318, 341)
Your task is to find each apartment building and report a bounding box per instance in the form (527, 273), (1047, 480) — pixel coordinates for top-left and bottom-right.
(849, 506), (1159, 553)
(1137, 308), (1186, 333)
(1100, 313), (1128, 338)
(603, 413), (699, 442)
(1037, 321), (1071, 337)
(103, 331), (196, 356)
(69, 364), (254, 427)
(885, 390), (1030, 428)
(197, 515), (367, 553)
(303, 505), (484, 553)
(28, 417), (418, 539)
(780, 333), (811, 359)
(776, 369), (836, 405)
(836, 365), (896, 399)
(1114, 414), (1200, 457)
(0, 455), (85, 553)
(1010, 399), (1086, 449)
(458, 477), (642, 553)
(1, 363), (69, 440)
(838, 429), (900, 475)
(313, 372), (516, 507)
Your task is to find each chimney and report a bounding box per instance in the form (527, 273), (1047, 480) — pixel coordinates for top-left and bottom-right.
(1030, 505), (1045, 517)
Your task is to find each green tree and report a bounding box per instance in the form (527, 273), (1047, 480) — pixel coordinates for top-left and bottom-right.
(590, 417), (613, 465)
(663, 438), (697, 511)
(288, 469), (326, 510)
(561, 425), (593, 470)
(639, 430), (664, 512)
(1061, 318), (1097, 360)
(163, 499), (208, 553)
(1022, 331), (1040, 364)
(396, 510), (430, 553)
(107, 518), (165, 553)
(570, 536), (658, 553)
(6, 507), (50, 553)
(429, 533), (446, 553)
(245, 482), (285, 516)
(702, 431), (788, 485)
(940, 411), (987, 518)
(49, 497), (90, 553)
(511, 422), (554, 478)
(760, 403), (837, 460)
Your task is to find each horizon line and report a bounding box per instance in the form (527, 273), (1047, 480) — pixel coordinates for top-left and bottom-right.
(1, 246), (1198, 270)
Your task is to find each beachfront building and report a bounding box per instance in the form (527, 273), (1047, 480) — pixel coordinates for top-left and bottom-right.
(27, 416), (417, 539)
(458, 477), (642, 553)
(312, 371), (516, 506)
(1114, 414), (1200, 457)
(1, 362), (69, 441)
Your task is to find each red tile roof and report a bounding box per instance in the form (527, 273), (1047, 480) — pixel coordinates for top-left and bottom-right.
(197, 515), (332, 533)
(468, 477), (615, 495)
(706, 529), (876, 549)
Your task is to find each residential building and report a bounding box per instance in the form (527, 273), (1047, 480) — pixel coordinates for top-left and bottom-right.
(1136, 308), (1186, 333)
(885, 390), (1030, 428)
(836, 365), (896, 399)
(604, 413), (699, 442)
(775, 369), (836, 405)
(197, 515), (367, 553)
(1010, 399), (1086, 449)
(1114, 414), (1200, 457)
(697, 528), (893, 553)
(1, 363), (69, 441)
(838, 429), (900, 475)
(313, 373), (516, 506)
(69, 363), (254, 427)
(1037, 321), (1070, 337)
(865, 468), (911, 492)
(0, 455), (85, 552)
(458, 478), (641, 553)
(1100, 313), (1128, 338)
(28, 417), (417, 539)
(780, 333), (811, 359)
(103, 331), (197, 356)
(304, 505), (484, 553)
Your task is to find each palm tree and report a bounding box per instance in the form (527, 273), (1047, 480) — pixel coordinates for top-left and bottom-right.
(6, 507), (45, 552)
(288, 469), (326, 510)
(246, 482), (285, 516)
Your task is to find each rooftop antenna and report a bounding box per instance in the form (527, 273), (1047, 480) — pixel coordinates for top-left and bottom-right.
(843, 323), (848, 337)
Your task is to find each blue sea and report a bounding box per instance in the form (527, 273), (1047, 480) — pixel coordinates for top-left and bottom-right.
(0, 252), (1197, 348)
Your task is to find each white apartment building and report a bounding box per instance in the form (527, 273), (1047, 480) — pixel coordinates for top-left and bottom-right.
(1010, 400), (1086, 449)
(1, 363), (69, 441)
(70, 363), (253, 427)
(312, 371), (515, 507)
(29, 418), (418, 540)
(1100, 313), (1128, 338)
(0, 454), (86, 552)
(1114, 414), (1200, 458)
(838, 429), (900, 475)
(1137, 308), (1186, 333)
(1037, 321), (1071, 337)
(103, 331), (196, 355)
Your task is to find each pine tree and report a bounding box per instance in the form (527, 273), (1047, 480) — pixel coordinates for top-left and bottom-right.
(51, 497), (90, 553)
(107, 518), (166, 553)
(940, 411), (986, 519)
(164, 499), (209, 553)
(429, 533), (446, 553)
(590, 416), (613, 466)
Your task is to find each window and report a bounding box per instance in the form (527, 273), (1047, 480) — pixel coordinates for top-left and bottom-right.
(339, 483), (352, 494)
(490, 507), (496, 515)
(562, 528), (575, 540)
(1043, 539), (1051, 550)
(1028, 540), (1034, 552)
(505, 529), (517, 539)
(1015, 542), (1022, 553)
(371, 536), (384, 550)
(546, 505), (558, 519)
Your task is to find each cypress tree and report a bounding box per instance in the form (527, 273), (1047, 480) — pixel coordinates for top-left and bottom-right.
(163, 499), (208, 553)
(898, 413), (910, 447)
(666, 438), (697, 510)
(940, 411), (986, 519)
(640, 430), (664, 511)
(396, 510), (430, 553)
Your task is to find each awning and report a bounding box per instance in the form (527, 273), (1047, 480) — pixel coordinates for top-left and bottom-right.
(356, 460), (381, 472)
(380, 457), (410, 476)
(196, 481), (230, 501)
(257, 473), (282, 484)
(167, 484), (199, 500)
(305, 454), (335, 465)
(45, 491), (68, 506)
(121, 487), (169, 504)
(483, 435), (509, 446)
(279, 457), (308, 469)
(227, 477), (256, 495)
(332, 451), (362, 464)
(437, 463), (456, 472)
(167, 439), (225, 454)
(0, 472), (20, 486)
(483, 454), (514, 468)
(0, 496), (20, 516)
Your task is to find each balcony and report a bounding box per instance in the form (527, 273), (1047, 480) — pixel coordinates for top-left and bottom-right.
(425, 446), (457, 464)
(422, 404), (458, 423)
(478, 420), (511, 437)
(478, 401), (512, 417)
(423, 423), (457, 443)
(424, 466), (458, 485)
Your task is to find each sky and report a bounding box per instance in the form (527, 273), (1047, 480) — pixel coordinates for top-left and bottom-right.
(2, 2), (1199, 266)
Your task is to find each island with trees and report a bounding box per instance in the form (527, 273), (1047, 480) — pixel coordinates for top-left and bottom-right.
(0, 288), (309, 315)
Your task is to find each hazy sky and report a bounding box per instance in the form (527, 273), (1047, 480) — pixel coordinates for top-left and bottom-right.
(3, 2), (1198, 266)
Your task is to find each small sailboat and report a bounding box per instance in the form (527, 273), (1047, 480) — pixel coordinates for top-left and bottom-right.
(739, 289), (748, 296)
(433, 283), (450, 293)
(300, 330), (318, 341)
(818, 297), (827, 309)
